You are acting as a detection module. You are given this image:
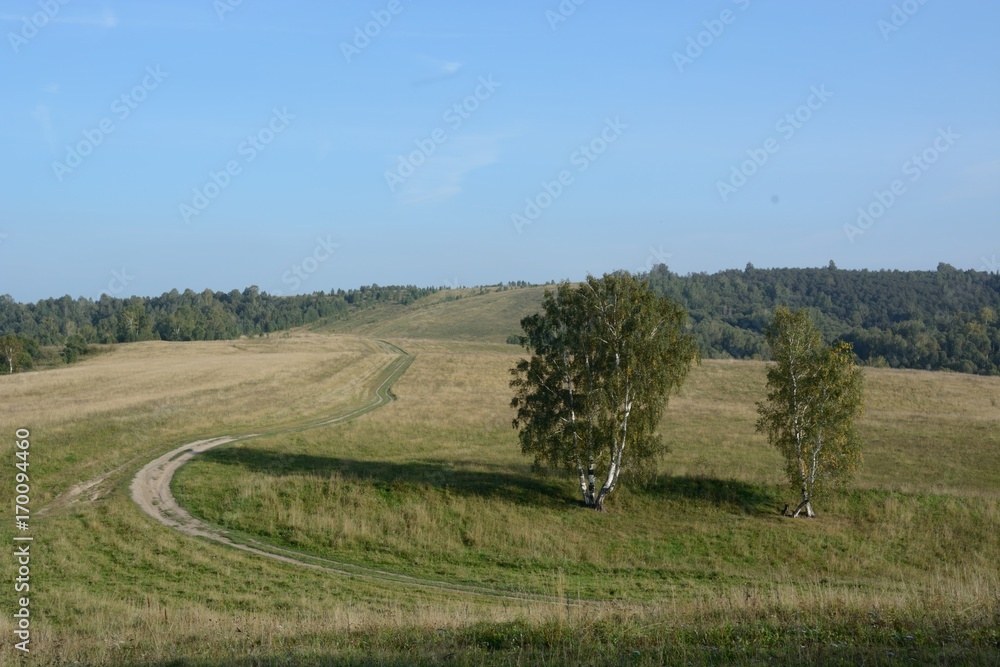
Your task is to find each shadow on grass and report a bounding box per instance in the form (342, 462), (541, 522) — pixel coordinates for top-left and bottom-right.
(200, 447), (781, 515)
(641, 475), (782, 515)
(199, 446), (573, 509)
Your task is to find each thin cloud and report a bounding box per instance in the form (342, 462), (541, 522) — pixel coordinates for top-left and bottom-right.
(412, 56), (463, 86)
(397, 134), (507, 205)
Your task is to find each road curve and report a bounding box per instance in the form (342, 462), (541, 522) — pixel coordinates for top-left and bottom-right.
(129, 341), (573, 604)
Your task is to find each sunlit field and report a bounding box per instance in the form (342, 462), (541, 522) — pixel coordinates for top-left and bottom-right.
(2, 330), (998, 665)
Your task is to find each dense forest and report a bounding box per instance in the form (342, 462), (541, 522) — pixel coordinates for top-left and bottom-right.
(647, 263), (1000, 375)
(2, 265), (999, 375)
(0, 284), (437, 372)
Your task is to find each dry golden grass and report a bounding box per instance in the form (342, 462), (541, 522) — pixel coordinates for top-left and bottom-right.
(0, 332), (399, 500)
(1, 333), (997, 665)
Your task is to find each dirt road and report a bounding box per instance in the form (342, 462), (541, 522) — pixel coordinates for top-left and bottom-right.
(126, 343), (569, 603)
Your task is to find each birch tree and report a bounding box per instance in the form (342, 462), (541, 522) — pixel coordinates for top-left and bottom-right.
(510, 272), (697, 510)
(756, 307), (864, 517)
(0, 335), (24, 374)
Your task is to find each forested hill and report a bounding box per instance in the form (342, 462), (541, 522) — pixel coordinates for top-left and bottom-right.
(0, 284), (436, 347)
(2, 265), (999, 376)
(647, 263), (1000, 375)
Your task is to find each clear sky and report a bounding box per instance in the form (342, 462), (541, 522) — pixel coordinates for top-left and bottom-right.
(2, 0), (998, 302)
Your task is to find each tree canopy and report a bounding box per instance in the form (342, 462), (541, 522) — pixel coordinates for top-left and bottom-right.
(510, 273), (697, 510)
(646, 263), (1000, 375)
(756, 306), (864, 517)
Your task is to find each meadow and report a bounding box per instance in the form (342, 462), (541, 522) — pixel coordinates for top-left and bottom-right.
(1, 288), (998, 665)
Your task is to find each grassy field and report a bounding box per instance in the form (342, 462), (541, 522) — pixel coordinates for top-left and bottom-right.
(1, 299), (999, 664)
(316, 285), (548, 344)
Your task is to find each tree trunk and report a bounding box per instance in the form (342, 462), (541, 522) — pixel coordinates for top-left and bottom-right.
(587, 462), (596, 504)
(791, 493), (815, 518)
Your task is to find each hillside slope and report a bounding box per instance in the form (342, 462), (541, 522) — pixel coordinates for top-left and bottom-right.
(314, 286), (548, 344)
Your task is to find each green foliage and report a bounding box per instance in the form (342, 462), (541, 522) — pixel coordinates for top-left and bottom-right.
(756, 307), (864, 516)
(0, 333), (37, 373)
(0, 284), (439, 347)
(62, 333), (90, 364)
(510, 272), (697, 509)
(646, 263), (1000, 375)
(0, 334), (23, 373)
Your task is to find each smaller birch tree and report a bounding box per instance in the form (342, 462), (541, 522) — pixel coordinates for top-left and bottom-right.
(756, 307), (864, 517)
(0, 335), (24, 374)
(510, 272), (696, 510)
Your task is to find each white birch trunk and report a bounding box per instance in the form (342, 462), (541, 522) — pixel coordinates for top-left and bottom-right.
(594, 389), (632, 510)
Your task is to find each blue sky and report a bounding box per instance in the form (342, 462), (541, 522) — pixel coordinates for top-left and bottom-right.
(2, 0), (998, 302)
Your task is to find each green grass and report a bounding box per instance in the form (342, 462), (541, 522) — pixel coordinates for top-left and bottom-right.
(3, 333), (999, 665)
(314, 285), (548, 344)
(168, 339), (998, 664)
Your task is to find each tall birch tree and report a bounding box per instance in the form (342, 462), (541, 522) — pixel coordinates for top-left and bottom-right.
(510, 272), (697, 510)
(756, 307), (864, 517)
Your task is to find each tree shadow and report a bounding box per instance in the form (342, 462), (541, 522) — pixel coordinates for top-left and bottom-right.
(642, 474), (782, 515)
(198, 446), (573, 509)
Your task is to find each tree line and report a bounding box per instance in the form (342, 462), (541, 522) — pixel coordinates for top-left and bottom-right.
(646, 262), (1000, 375)
(0, 284), (438, 372)
(3, 263), (998, 376)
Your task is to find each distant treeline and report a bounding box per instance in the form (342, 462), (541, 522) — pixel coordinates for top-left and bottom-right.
(647, 263), (1000, 375)
(3, 267), (999, 376)
(0, 284), (437, 349)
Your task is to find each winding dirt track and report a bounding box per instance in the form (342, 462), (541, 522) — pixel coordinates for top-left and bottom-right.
(127, 342), (571, 604)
